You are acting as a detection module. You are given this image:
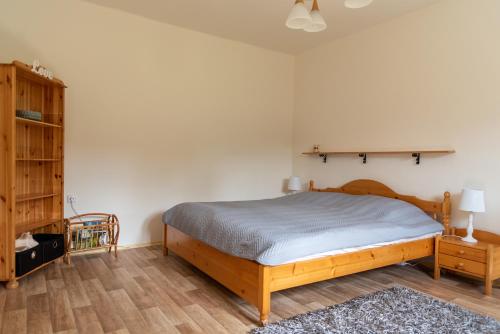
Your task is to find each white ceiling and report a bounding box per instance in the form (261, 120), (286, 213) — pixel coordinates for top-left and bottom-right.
(83, 0), (441, 54)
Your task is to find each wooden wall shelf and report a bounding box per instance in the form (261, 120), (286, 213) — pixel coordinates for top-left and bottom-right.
(303, 149), (456, 164)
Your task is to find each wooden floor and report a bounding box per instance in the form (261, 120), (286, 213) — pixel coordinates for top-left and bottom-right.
(0, 246), (499, 334)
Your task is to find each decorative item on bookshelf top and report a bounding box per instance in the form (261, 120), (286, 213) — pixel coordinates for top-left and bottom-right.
(31, 59), (53, 79)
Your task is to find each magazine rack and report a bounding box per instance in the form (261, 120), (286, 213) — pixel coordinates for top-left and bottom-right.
(64, 213), (119, 264)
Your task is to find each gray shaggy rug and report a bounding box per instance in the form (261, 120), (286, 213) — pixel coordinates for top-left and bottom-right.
(250, 286), (500, 334)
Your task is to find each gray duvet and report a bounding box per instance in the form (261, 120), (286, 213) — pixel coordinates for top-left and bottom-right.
(162, 192), (443, 265)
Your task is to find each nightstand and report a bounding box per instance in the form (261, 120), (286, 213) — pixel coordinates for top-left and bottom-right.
(434, 231), (500, 295)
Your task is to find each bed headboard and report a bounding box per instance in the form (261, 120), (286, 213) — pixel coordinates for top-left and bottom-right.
(309, 179), (451, 234)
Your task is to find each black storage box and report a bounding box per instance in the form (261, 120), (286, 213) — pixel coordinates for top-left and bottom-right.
(33, 234), (65, 263)
(15, 244), (43, 277)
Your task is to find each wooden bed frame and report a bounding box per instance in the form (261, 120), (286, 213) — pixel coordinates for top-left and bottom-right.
(163, 179), (451, 325)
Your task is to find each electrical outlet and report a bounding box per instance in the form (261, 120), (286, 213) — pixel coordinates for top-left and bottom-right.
(67, 195), (77, 204)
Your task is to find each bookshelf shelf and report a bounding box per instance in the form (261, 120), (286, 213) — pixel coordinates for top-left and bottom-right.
(15, 218), (61, 234)
(16, 193), (58, 202)
(16, 158), (61, 162)
(15, 255), (63, 279)
(16, 117), (62, 128)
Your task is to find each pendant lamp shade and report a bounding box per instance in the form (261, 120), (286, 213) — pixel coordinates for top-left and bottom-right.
(344, 0), (373, 9)
(304, 0), (327, 32)
(286, 0), (312, 30)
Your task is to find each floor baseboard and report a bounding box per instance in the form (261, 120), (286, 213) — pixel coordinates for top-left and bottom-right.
(69, 241), (162, 256)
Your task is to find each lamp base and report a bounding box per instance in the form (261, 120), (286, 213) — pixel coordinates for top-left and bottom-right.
(461, 235), (477, 243)
(462, 212), (478, 244)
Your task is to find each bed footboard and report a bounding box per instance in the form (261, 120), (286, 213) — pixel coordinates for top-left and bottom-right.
(164, 225), (270, 324)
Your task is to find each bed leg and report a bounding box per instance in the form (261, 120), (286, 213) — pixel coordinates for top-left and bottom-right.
(434, 235), (441, 280)
(163, 224), (169, 256)
(258, 266), (271, 326)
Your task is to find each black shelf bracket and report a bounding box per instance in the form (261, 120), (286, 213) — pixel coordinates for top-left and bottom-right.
(359, 153), (367, 164)
(319, 153), (328, 163)
(412, 153), (421, 165)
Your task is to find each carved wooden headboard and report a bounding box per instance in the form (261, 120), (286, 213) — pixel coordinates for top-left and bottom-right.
(309, 179), (451, 234)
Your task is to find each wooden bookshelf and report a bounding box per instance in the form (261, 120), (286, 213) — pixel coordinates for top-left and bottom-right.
(0, 60), (65, 288)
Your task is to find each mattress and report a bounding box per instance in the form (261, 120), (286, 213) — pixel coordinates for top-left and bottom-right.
(162, 191), (444, 265)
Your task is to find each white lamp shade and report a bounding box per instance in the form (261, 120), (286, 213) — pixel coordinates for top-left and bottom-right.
(459, 188), (485, 213)
(304, 10), (327, 32)
(286, 0), (312, 30)
(288, 176), (302, 191)
(344, 0), (373, 9)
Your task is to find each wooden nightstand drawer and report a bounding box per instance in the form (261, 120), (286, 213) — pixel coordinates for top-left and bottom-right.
(439, 254), (486, 277)
(440, 242), (486, 263)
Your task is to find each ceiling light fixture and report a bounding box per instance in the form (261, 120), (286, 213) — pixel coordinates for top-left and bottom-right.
(286, 0), (374, 33)
(286, 0), (312, 30)
(304, 0), (327, 33)
(344, 0), (373, 9)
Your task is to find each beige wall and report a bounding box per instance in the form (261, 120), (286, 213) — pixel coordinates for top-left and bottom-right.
(294, 0), (500, 233)
(3, 0), (499, 243)
(0, 0), (294, 245)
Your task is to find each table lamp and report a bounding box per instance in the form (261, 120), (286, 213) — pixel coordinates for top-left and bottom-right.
(459, 188), (485, 243)
(288, 176), (302, 193)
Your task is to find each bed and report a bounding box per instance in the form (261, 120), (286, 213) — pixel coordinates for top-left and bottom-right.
(162, 179), (451, 325)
